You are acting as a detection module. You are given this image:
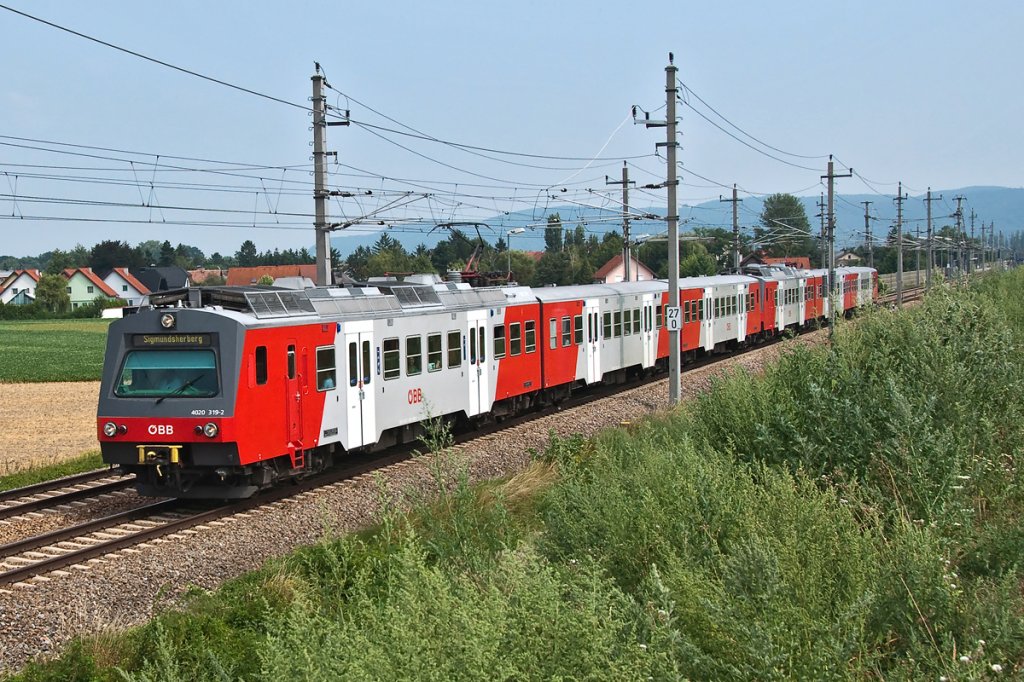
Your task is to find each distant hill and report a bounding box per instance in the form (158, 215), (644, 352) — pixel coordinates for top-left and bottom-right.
(329, 186), (1024, 256)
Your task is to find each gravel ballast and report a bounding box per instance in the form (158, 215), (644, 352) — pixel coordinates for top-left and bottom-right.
(0, 331), (824, 674)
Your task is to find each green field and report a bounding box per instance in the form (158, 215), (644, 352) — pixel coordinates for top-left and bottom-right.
(0, 319), (111, 382)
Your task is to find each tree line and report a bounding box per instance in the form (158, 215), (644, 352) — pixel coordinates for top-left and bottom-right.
(4, 194), (1021, 296)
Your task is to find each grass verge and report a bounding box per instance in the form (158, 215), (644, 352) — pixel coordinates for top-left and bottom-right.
(0, 451), (105, 492)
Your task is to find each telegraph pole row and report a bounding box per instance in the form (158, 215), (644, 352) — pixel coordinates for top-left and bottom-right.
(893, 182), (907, 308)
(822, 156), (852, 334)
(924, 187), (942, 289)
(606, 162), (634, 281)
(720, 184), (742, 272)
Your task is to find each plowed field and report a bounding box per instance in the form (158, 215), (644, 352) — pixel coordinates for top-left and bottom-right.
(0, 381), (100, 473)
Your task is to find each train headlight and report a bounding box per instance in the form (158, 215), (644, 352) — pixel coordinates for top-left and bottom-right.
(159, 313), (176, 329)
(103, 421), (118, 437)
(203, 422), (219, 438)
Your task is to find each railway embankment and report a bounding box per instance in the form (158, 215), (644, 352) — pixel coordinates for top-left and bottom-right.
(6, 273), (1024, 680)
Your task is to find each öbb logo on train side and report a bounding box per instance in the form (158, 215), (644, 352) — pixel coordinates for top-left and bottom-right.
(407, 388), (423, 405)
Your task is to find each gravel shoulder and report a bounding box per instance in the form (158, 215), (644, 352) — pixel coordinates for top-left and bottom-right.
(0, 331), (825, 674)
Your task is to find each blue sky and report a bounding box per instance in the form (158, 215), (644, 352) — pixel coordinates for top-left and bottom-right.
(1, 1), (1021, 258)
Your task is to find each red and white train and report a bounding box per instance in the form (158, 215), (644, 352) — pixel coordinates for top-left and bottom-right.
(97, 265), (877, 497)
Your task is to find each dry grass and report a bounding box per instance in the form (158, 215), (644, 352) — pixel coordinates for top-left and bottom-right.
(0, 381), (100, 474)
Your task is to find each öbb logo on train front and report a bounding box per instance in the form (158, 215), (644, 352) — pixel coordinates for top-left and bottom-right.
(147, 424), (174, 436)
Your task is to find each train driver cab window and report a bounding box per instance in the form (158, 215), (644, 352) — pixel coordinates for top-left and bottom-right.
(510, 322), (522, 356)
(255, 346), (268, 385)
(493, 325), (506, 359)
(447, 331), (461, 368)
(383, 338), (400, 380)
(316, 346), (336, 391)
(115, 349), (219, 398)
(525, 320), (536, 353)
(428, 333), (443, 371)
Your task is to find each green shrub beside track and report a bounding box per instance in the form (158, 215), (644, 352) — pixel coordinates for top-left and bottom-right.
(0, 320), (110, 383)
(10, 273), (1024, 681)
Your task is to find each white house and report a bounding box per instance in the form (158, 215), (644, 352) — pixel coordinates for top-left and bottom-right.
(592, 254), (656, 284)
(0, 269), (41, 304)
(102, 267), (151, 305)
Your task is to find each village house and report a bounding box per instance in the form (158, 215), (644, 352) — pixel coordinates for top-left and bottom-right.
(592, 254), (656, 284)
(63, 267), (119, 309)
(0, 269), (40, 305)
(101, 267), (151, 306)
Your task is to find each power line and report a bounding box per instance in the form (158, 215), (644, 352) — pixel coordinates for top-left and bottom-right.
(679, 81), (828, 161)
(0, 4), (311, 112)
(327, 83), (652, 163)
(678, 100), (822, 172)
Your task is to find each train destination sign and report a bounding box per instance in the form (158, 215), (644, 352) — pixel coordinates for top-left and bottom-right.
(131, 333), (213, 347)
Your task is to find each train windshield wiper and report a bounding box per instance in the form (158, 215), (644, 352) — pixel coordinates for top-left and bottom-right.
(154, 375), (202, 405)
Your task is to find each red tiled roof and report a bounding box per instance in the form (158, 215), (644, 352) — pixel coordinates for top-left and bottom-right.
(187, 267), (225, 284)
(593, 254), (625, 280)
(593, 254), (654, 281)
(0, 269), (40, 292)
(226, 264), (317, 286)
(763, 256), (812, 270)
(64, 267), (119, 297)
(111, 267), (151, 295)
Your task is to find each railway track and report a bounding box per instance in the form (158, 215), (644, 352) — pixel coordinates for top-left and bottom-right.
(0, 470), (135, 522)
(0, 293), (910, 587)
(878, 285), (926, 306)
(0, 449), (411, 586)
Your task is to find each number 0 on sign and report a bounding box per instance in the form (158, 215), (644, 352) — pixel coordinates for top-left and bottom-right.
(665, 306), (681, 331)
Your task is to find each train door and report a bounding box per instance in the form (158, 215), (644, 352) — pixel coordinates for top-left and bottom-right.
(466, 311), (489, 416)
(702, 288), (713, 351)
(642, 296), (657, 367)
(583, 298), (601, 383)
(344, 322), (376, 449)
(284, 342), (305, 447)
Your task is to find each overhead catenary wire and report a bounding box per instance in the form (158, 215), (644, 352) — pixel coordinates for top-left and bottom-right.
(0, 4), (312, 113)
